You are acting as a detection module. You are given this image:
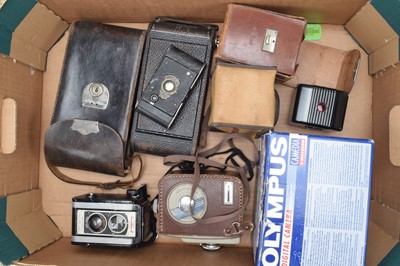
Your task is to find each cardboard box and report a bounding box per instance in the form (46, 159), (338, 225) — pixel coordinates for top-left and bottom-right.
(0, 0), (68, 70)
(0, 0), (399, 265)
(345, 0), (400, 74)
(253, 132), (373, 265)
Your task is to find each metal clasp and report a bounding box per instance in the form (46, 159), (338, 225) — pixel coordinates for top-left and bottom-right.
(82, 82), (109, 110)
(262, 29), (278, 53)
(224, 222), (254, 236)
(71, 119), (99, 135)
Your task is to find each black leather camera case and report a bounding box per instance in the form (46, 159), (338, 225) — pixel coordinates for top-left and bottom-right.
(45, 22), (145, 176)
(130, 18), (218, 156)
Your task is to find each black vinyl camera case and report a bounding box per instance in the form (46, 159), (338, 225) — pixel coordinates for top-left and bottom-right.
(130, 18), (218, 156)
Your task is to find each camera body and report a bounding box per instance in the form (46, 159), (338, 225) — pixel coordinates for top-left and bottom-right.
(158, 173), (251, 250)
(136, 45), (205, 129)
(291, 84), (349, 131)
(71, 185), (156, 247)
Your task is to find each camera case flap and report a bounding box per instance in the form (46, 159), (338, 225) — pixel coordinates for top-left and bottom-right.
(158, 173), (247, 242)
(215, 4), (306, 81)
(292, 84), (349, 131)
(71, 185), (157, 247)
(136, 45), (205, 129)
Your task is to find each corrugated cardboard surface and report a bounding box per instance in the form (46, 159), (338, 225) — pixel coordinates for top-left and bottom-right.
(22, 237), (253, 266)
(0, 56), (42, 197)
(1, 98), (17, 154)
(372, 64), (400, 212)
(345, 2), (399, 74)
(39, 0), (368, 24)
(369, 37), (399, 75)
(389, 106), (400, 166)
(9, 3), (68, 70)
(345, 3), (397, 54)
(0, 0), (38, 62)
(370, 201), (400, 243)
(37, 23), (372, 252)
(6, 189), (62, 254)
(13, 4), (68, 52)
(0, 2), (393, 264)
(9, 34), (47, 72)
(366, 220), (398, 266)
(0, 194), (29, 265)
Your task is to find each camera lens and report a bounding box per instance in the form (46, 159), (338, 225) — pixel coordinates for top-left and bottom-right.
(87, 213), (107, 233)
(163, 80), (176, 92)
(108, 214), (128, 234)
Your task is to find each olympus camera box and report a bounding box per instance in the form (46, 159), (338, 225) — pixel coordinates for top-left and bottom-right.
(254, 132), (374, 265)
(1, 0), (400, 265)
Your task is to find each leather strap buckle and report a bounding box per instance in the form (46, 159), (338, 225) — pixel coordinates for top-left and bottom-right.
(224, 222), (254, 236)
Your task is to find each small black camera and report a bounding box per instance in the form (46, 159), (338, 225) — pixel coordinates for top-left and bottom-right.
(136, 45), (205, 129)
(292, 84), (348, 131)
(71, 184), (157, 247)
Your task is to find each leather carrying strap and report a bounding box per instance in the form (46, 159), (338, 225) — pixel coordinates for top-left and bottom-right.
(46, 155), (143, 190)
(138, 197), (158, 247)
(164, 133), (259, 227)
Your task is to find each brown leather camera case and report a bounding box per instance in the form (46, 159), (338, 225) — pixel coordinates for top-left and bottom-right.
(158, 173), (244, 237)
(215, 4), (306, 80)
(209, 62), (277, 135)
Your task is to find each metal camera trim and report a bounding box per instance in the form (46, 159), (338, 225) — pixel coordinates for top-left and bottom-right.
(81, 82), (110, 110)
(159, 75), (181, 100)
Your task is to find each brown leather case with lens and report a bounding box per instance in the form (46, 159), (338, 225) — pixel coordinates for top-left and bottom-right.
(215, 4), (306, 81)
(158, 173), (244, 237)
(209, 62), (277, 135)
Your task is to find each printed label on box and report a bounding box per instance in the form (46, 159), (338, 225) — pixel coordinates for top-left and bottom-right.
(254, 132), (373, 266)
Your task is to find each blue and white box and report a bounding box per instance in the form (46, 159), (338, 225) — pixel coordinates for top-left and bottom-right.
(253, 132), (374, 266)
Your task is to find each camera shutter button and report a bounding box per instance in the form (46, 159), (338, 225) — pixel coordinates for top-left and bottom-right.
(86, 193), (97, 199)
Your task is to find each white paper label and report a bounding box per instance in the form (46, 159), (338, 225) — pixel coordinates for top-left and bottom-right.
(224, 181), (234, 205)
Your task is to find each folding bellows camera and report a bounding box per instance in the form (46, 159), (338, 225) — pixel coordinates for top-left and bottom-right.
(71, 184), (156, 247)
(136, 45), (205, 129)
